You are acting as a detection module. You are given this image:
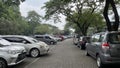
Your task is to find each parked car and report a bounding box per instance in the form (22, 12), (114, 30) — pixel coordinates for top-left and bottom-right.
(34, 35), (57, 45)
(73, 34), (79, 45)
(0, 38), (26, 68)
(86, 31), (120, 68)
(77, 36), (90, 50)
(1, 35), (49, 58)
(58, 35), (65, 41)
(54, 36), (62, 41)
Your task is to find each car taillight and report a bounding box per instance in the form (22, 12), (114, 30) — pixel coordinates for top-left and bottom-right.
(102, 42), (110, 49)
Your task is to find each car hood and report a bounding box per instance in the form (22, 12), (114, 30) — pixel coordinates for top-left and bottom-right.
(0, 45), (26, 52)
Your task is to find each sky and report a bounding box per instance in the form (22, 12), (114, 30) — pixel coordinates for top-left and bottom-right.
(20, 0), (66, 30)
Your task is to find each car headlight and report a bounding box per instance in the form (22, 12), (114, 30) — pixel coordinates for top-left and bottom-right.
(7, 50), (19, 55)
(40, 45), (45, 48)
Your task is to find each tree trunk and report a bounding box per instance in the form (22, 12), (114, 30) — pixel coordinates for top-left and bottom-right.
(103, 0), (119, 31)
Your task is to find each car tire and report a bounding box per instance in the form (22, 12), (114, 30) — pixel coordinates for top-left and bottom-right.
(30, 48), (40, 58)
(0, 59), (7, 68)
(96, 55), (104, 68)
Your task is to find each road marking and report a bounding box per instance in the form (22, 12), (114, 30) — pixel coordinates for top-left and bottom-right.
(24, 58), (39, 68)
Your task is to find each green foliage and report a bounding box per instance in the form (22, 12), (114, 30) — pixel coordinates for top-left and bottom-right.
(34, 24), (50, 35)
(43, 0), (105, 35)
(2, 0), (25, 6)
(65, 10), (105, 35)
(26, 11), (42, 35)
(43, 0), (120, 35)
(34, 24), (61, 35)
(0, 0), (30, 35)
(0, 0), (62, 35)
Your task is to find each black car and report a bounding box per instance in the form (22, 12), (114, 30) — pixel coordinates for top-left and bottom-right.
(77, 36), (90, 50)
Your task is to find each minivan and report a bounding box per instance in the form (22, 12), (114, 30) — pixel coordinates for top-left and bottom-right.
(86, 31), (120, 68)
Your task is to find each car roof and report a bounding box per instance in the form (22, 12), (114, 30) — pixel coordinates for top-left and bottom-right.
(0, 35), (28, 38)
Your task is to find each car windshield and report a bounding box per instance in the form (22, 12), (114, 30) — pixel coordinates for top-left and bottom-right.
(0, 38), (11, 46)
(109, 33), (120, 44)
(24, 36), (39, 43)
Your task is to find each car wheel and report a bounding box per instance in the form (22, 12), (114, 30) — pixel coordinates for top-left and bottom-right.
(30, 48), (40, 58)
(0, 59), (7, 68)
(96, 55), (104, 68)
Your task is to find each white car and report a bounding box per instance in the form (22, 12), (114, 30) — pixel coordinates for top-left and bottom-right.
(1, 35), (49, 58)
(0, 38), (26, 68)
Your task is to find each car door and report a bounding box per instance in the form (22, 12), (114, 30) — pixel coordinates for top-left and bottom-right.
(35, 36), (44, 42)
(44, 36), (51, 43)
(89, 34), (100, 58)
(3, 37), (31, 52)
(87, 35), (95, 56)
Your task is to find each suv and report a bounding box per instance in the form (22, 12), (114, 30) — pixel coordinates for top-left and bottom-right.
(0, 38), (26, 68)
(1, 35), (49, 58)
(86, 31), (120, 68)
(77, 36), (90, 50)
(34, 35), (57, 45)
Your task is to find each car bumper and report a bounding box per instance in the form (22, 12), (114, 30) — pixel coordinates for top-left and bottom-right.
(40, 47), (50, 55)
(100, 54), (120, 64)
(7, 52), (26, 66)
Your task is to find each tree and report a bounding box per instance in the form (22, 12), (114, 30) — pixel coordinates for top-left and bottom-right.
(34, 24), (50, 35)
(65, 11), (105, 35)
(103, 0), (119, 31)
(0, 0), (30, 35)
(26, 11), (42, 35)
(43, 0), (104, 35)
(34, 24), (61, 35)
(43, 0), (120, 35)
(2, 0), (25, 6)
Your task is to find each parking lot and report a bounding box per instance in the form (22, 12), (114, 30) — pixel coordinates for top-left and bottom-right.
(9, 39), (120, 68)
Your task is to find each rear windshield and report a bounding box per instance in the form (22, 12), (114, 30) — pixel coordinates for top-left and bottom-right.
(109, 33), (120, 44)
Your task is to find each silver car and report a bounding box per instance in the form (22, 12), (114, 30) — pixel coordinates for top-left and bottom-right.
(34, 35), (57, 45)
(86, 31), (120, 68)
(1, 35), (49, 58)
(0, 38), (26, 68)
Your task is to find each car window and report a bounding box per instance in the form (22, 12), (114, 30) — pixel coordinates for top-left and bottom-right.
(3, 37), (31, 44)
(24, 36), (39, 43)
(35, 36), (43, 38)
(92, 34), (100, 42)
(99, 34), (104, 42)
(45, 36), (51, 39)
(109, 33), (120, 44)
